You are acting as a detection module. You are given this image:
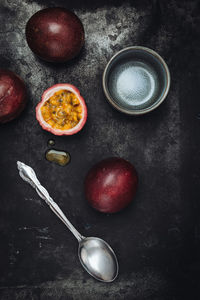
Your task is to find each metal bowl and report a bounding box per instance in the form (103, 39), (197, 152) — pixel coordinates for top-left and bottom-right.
(102, 46), (170, 115)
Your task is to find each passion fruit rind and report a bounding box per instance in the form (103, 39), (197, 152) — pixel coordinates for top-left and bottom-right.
(36, 84), (87, 136)
(0, 69), (26, 123)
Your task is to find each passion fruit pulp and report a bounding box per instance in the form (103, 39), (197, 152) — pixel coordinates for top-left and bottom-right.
(26, 7), (84, 63)
(0, 69), (26, 123)
(36, 84), (87, 136)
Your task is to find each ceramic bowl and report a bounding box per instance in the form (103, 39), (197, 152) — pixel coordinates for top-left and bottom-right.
(102, 46), (170, 115)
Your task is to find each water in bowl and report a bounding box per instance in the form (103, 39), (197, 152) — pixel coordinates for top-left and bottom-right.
(108, 60), (160, 110)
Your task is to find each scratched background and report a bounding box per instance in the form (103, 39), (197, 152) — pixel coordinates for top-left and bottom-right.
(0, 0), (200, 299)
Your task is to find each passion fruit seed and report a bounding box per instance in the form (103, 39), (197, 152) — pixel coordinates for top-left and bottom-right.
(48, 139), (55, 146)
(41, 89), (82, 130)
(45, 149), (70, 166)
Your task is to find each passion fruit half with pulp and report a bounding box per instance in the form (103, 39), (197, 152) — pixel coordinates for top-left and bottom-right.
(36, 84), (87, 135)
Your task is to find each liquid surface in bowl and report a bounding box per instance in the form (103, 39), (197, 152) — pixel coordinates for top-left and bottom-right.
(111, 61), (158, 105)
(108, 60), (161, 110)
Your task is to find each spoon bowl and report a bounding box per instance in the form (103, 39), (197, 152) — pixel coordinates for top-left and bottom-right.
(79, 237), (118, 282)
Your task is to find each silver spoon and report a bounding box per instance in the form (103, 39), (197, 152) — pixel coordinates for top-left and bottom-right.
(17, 161), (119, 282)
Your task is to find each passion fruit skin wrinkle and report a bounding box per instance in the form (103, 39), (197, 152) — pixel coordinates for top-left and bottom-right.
(36, 83), (87, 136)
(85, 157), (138, 213)
(0, 70), (26, 123)
(25, 7), (84, 63)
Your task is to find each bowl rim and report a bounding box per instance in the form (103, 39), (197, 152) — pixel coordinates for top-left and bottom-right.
(102, 46), (171, 115)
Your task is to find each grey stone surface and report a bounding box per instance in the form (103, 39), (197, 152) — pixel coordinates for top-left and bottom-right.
(0, 0), (200, 299)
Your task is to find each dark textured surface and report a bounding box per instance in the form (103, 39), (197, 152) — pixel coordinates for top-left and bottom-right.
(0, 0), (200, 299)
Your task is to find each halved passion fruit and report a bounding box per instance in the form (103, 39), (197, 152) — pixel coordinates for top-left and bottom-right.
(36, 84), (87, 135)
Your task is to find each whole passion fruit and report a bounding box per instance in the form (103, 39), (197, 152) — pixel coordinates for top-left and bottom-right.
(36, 83), (87, 135)
(0, 70), (26, 123)
(26, 7), (84, 63)
(85, 157), (138, 213)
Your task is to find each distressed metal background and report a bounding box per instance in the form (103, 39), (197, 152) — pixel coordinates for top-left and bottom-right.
(0, 0), (200, 299)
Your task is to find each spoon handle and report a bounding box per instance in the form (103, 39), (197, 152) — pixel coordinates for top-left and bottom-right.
(17, 161), (84, 242)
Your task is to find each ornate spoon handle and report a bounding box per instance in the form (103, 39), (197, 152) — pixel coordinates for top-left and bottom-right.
(17, 161), (84, 242)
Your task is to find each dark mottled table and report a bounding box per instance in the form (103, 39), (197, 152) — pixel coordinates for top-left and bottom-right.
(0, 0), (200, 299)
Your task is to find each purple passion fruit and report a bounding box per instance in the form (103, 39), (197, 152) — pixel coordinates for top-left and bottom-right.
(25, 7), (84, 63)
